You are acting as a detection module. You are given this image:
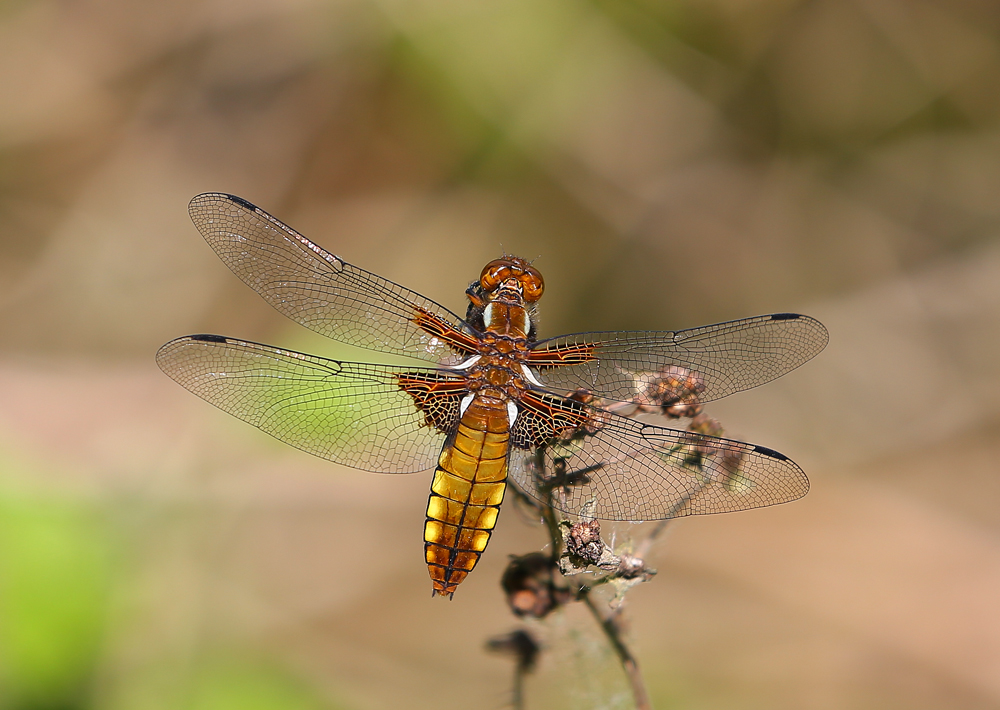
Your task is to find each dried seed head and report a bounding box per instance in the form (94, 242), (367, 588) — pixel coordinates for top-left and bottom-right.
(552, 389), (610, 442)
(616, 554), (649, 579)
(501, 552), (570, 618)
(558, 519), (624, 574)
(566, 519), (604, 565)
(688, 413), (724, 437)
(628, 365), (706, 418)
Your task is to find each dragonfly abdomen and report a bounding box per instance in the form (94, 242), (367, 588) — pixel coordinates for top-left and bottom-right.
(424, 397), (510, 596)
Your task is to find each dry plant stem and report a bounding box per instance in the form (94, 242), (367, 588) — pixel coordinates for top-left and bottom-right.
(531, 445), (652, 710)
(580, 590), (652, 710)
(540, 494), (563, 557)
(535, 449), (566, 556)
(509, 400), (724, 708)
(512, 665), (526, 710)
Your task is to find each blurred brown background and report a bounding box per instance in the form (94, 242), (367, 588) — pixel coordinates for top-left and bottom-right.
(2, 0), (1000, 708)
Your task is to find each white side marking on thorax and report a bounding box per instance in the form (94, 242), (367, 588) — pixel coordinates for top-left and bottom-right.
(506, 400), (519, 428)
(483, 303), (494, 326)
(449, 355), (481, 370)
(460, 393), (475, 415)
(520, 364), (543, 387)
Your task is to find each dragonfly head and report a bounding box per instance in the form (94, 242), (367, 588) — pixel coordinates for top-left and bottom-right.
(479, 257), (544, 303)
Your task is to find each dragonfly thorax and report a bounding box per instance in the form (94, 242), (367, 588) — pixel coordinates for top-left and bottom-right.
(482, 300), (530, 338)
(463, 354), (529, 403)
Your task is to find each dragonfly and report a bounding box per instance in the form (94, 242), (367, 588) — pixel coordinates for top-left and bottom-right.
(157, 193), (828, 597)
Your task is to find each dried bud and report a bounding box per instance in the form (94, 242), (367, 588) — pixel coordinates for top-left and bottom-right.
(688, 413), (724, 437)
(616, 554), (651, 579)
(676, 416), (753, 492)
(566, 519), (604, 565)
(717, 444), (750, 493)
(558, 519), (624, 574)
(628, 366), (706, 418)
(566, 388), (598, 406)
(501, 553), (570, 618)
(663, 401), (703, 418)
(554, 389), (610, 441)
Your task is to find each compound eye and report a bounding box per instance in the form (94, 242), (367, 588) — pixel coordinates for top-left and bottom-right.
(520, 269), (544, 302)
(480, 260), (512, 291)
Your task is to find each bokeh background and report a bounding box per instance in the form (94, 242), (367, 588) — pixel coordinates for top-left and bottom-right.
(2, 0), (1000, 708)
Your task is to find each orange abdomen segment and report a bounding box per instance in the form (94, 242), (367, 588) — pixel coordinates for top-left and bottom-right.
(424, 398), (509, 596)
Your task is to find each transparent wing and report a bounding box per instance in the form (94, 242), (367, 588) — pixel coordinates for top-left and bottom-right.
(508, 413), (808, 521)
(188, 193), (478, 364)
(156, 335), (462, 473)
(527, 314), (828, 406)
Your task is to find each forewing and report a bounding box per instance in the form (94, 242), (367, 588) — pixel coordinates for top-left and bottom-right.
(156, 335), (462, 473)
(508, 411), (808, 521)
(188, 193), (479, 364)
(528, 314), (828, 406)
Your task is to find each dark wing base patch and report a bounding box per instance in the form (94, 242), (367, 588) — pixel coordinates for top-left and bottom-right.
(397, 372), (467, 434)
(511, 390), (606, 450)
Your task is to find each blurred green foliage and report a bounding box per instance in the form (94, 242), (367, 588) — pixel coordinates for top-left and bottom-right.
(0, 458), (345, 710)
(182, 659), (333, 710)
(0, 478), (114, 710)
(110, 656), (337, 710)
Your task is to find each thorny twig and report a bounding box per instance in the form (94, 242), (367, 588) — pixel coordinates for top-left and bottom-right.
(487, 366), (737, 710)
